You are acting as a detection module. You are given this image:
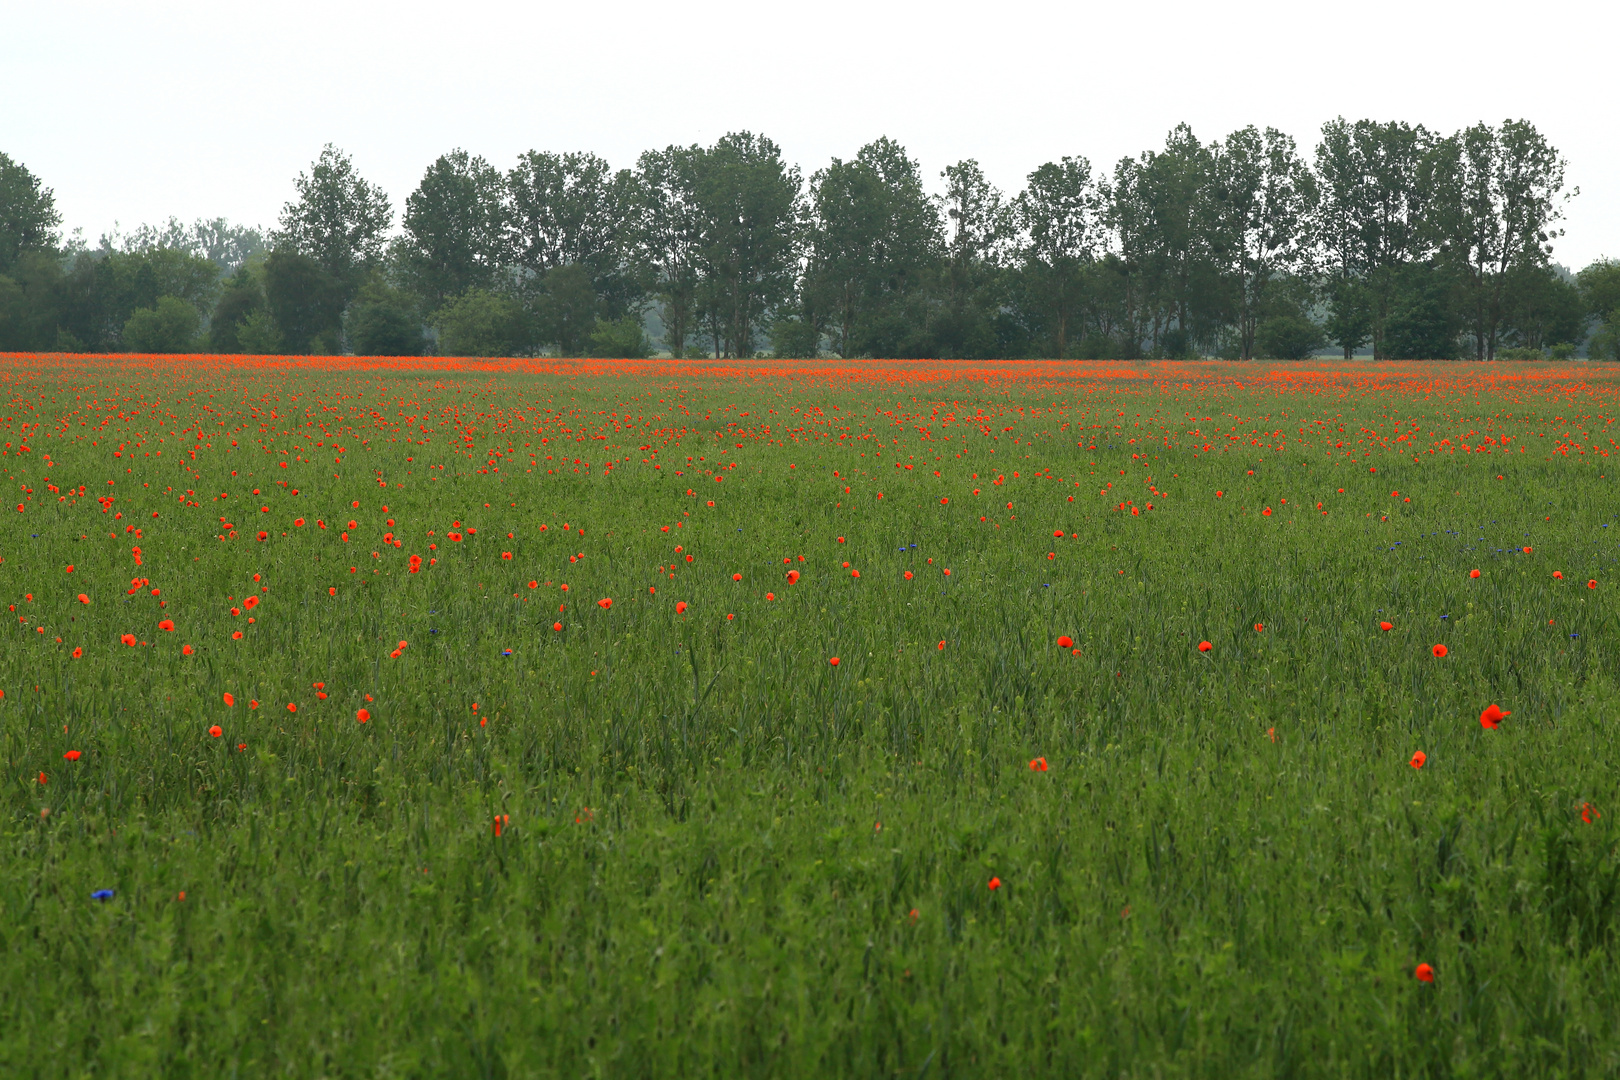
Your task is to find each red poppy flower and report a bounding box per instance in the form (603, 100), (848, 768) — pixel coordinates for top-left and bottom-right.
(1057, 635), (1073, 649)
(182, 644), (193, 655)
(829, 657), (840, 666)
(528, 581), (537, 589)
(1029, 756), (1048, 771)
(851, 569), (860, 578)
(732, 573), (742, 581)
(244, 596), (259, 610)
(63, 750), (81, 761)
(766, 592), (775, 601)
(501, 551), (512, 560)
(232, 631), (243, 640)
(1582, 802), (1601, 824)
(286, 702), (296, 713)
(121, 633), (137, 647)
(1469, 569), (1480, 579)
(675, 601), (688, 615)
(787, 570), (800, 584)
(987, 876), (1001, 891)
(902, 570), (913, 580)
(1478, 703), (1510, 729)
(1553, 571), (1563, 580)
(357, 708), (370, 723)
(552, 621), (563, 631)
(1589, 579), (1598, 589)
(77, 593), (89, 605)
(938, 640), (946, 650)
(1198, 640), (1212, 652)
(294, 518), (305, 527)
(1262, 507), (1272, 516)
(158, 619), (175, 632)
(597, 597), (612, 610)
(209, 725), (222, 738)
(223, 693), (234, 706)
(256, 531), (268, 541)
(71, 646), (83, 659)
(1379, 621), (1393, 631)
(329, 586), (337, 596)
(1253, 623), (1264, 632)
(1414, 963), (1434, 983)
(1410, 750), (1426, 769)
(1432, 644), (1448, 658)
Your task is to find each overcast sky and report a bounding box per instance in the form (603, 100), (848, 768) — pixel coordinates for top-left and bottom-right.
(6, 0), (1617, 268)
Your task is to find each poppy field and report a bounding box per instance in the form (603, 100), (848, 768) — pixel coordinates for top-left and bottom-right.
(3, 353), (1619, 1077)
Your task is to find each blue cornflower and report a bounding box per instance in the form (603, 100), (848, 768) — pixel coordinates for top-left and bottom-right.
(91, 889), (114, 901)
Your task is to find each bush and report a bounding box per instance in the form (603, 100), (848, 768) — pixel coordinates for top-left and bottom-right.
(587, 315), (650, 359)
(769, 317), (820, 359)
(1255, 316), (1326, 361)
(235, 310), (283, 355)
(122, 296), (199, 353)
(349, 286), (424, 356)
(435, 289), (528, 357)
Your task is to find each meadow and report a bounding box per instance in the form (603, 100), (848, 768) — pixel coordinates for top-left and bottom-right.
(1, 353), (1618, 1078)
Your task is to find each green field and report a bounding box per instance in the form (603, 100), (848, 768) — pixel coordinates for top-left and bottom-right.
(3, 356), (1618, 1077)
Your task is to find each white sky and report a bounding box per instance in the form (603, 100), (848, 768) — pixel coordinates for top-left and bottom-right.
(6, 0), (1617, 269)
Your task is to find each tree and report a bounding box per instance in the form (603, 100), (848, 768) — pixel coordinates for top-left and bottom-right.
(633, 145), (707, 357)
(1311, 119), (1438, 358)
(1384, 263), (1461, 359)
(1209, 126), (1318, 359)
(1015, 157), (1100, 358)
(1577, 260), (1620, 360)
(0, 153), (61, 274)
(934, 160), (1010, 358)
(263, 250), (347, 353)
(504, 151), (639, 316)
(210, 264), (267, 352)
(803, 137), (939, 358)
(695, 132), (803, 358)
(273, 145), (393, 294)
(1498, 266), (1583, 353)
(434, 288), (528, 357)
(535, 264), (598, 355)
(398, 150), (505, 312)
(1254, 314), (1325, 360)
(1432, 120), (1569, 359)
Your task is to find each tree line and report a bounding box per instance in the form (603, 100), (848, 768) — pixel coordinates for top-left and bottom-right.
(3, 120), (1619, 360)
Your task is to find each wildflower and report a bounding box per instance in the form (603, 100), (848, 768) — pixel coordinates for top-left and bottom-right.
(294, 518), (305, 527)
(552, 621), (563, 631)
(732, 573), (742, 581)
(63, 750), (81, 761)
(766, 592), (775, 601)
(77, 593), (89, 605)
(1432, 644), (1448, 658)
(287, 702), (297, 713)
(209, 725), (222, 738)
(182, 644), (193, 655)
(1553, 571), (1563, 580)
(829, 657), (840, 666)
(1262, 507), (1272, 516)
(1590, 579), (1598, 589)
(1029, 756), (1048, 771)
(72, 647), (83, 659)
(1415, 963), (1434, 983)
(1469, 569), (1480, 579)
(492, 814), (509, 837)
(502, 551), (512, 560)
(1380, 621), (1393, 631)
(91, 889), (114, 901)
(903, 570), (913, 580)
(223, 693), (234, 706)
(787, 570), (800, 584)
(938, 640), (946, 650)
(1410, 750), (1426, 769)
(1057, 635), (1073, 649)
(1582, 802), (1601, 824)
(1254, 623), (1264, 632)
(1198, 640), (1212, 653)
(851, 569), (860, 578)
(988, 876), (1001, 891)
(330, 586), (337, 595)
(121, 633), (137, 647)
(1478, 703), (1510, 729)
(232, 631), (243, 640)
(528, 581), (538, 589)
(597, 597), (612, 610)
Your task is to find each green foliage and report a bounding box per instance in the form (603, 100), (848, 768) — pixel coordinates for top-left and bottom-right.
(535, 264), (598, 356)
(1385, 266), (1462, 359)
(1254, 313), (1326, 359)
(348, 281), (424, 357)
(398, 149), (506, 312)
(1577, 260), (1620, 322)
(263, 249), (346, 354)
(209, 265), (266, 352)
(273, 144), (393, 294)
(434, 288), (528, 357)
(121, 295), (199, 352)
(233, 309), (283, 355)
(586, 314), (649, 359)
(0, 152), (61, 274)
(769, 315), (821, 359)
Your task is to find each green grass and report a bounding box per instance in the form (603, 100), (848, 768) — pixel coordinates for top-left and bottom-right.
(3, 359), (1619, 1077)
